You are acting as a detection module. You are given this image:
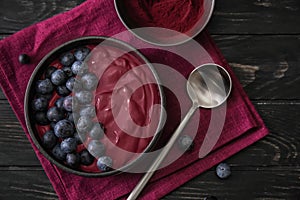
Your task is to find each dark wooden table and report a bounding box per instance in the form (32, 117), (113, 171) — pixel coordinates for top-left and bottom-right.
(1, 0), (299, 199)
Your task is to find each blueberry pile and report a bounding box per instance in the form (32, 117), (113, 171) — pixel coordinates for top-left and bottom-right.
(32, 46), (113, 172)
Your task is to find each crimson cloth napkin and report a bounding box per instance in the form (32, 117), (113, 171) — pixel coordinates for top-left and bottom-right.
(0, 0), (268, 199)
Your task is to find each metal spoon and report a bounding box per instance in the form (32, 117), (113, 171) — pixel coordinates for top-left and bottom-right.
(127, 63), (232, 200)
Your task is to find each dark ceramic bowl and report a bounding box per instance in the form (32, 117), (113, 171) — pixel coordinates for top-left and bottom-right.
(24, 36), (165, 177)
(114, 0), (215, 46)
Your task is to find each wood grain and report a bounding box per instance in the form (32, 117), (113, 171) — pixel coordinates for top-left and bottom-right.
(164, 168), (300, 200)
(0, 170), (57, 200)
(0, 0), (299, 34)
(212, 35), (300, 99)
(0, 0), (84, 34)
(0, 168), (299, 200)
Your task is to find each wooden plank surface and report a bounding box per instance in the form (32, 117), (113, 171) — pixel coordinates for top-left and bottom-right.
(0, 168), (299, 200)
(0, 0), (299, 199)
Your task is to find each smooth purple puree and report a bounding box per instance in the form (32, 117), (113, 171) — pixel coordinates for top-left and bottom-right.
(123, 0), (204, 33)
(35, 44), (161, 172)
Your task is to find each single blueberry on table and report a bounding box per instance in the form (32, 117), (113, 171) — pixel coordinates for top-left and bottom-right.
(47, 106), (66, 122)
(32, 97), (48, 111)
(62, 66), (73, 78)
(51, 69), (67, 86)
(60, 137), (77, 153)
(216, 163), (231, 179)
(76, 115), (93, 133)
(60, 52), (75, 66)
(55, 97), (65, 110)
(36, 79), (54, 94)
(71, 61), (88, 76)
(56, 85), (71, 97)
(63, 96), (73, 112)
(80, 105), (96, 118)
(81, 73), (98, 91)
(178, 135), (194, 152)
(74, 47), (90, 61)
(45, 66), (57, 79)
(66, 153), (81, 168)
(52, 144), (67, 161)
(80, 149), (94, 166)
(87, 140), (105, 158)
(18, 53), (30, 64)
(89, 123), (104, 140)
(35, 111), (50, 125)
(42, 130), (57, 149)
(54, 119), (75, 138)
(97, 156), (113, 172)
(75, 90), (93, 105)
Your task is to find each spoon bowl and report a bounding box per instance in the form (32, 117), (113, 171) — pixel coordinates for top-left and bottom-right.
(187, 64), (232, 108)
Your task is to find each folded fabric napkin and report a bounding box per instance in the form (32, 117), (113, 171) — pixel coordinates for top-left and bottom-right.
(0, 0), (268, 199)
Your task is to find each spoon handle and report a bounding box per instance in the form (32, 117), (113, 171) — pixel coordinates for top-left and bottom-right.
(127, 104), (198, 200)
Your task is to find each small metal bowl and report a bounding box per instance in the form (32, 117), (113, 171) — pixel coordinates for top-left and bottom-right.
(114, 0), (215, 46)
(24, 36), (165, 177)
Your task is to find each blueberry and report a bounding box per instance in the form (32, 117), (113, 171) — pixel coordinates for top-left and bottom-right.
(89, 123), (104, 140)
(51, 69), (67, 86)
(66, 77), (77, 91)
(216, 163), (231, 179)
(71, 61), (88, 76)
(54, 119), (74, 138)
(62, 66), (73, 78)
(18, 54), (30, 64)
(32, 97), (48, 111)
(47, 106), (66, 122)
(80, 149), (94, 165)
(63, 96), (73, 112)
(35, 112), (50, 125)
(79, 105), (96, 118)
(36, 93), (53, 101)
(56, 85), (71, 97)
(75, 90), (93, 105)
(76, 116), (93, 133)
(66, 153), (81, 168)
(204, 196), (218, 200)
(55, 97), (65, 110)
(45, 66), (57, 79)
(74, 131), (85, 144)
(74, 47), (90, 61)
(60, 137), (77, 153)
(36, 79), (54, 94)
(87, 140), (105, 158)
(81, 73), (98, 91)
(97, 156), (113, 172)
(67, 112), (78, 123)
(60, 52), (75, 66)
(52, 144), (67, 161)
(42, 130), (58, 149)
(178, 135), (194, 152)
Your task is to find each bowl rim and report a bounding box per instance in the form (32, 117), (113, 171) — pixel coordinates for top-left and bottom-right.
(24, 36), (166, 177)
(114, 0), (215, 46)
